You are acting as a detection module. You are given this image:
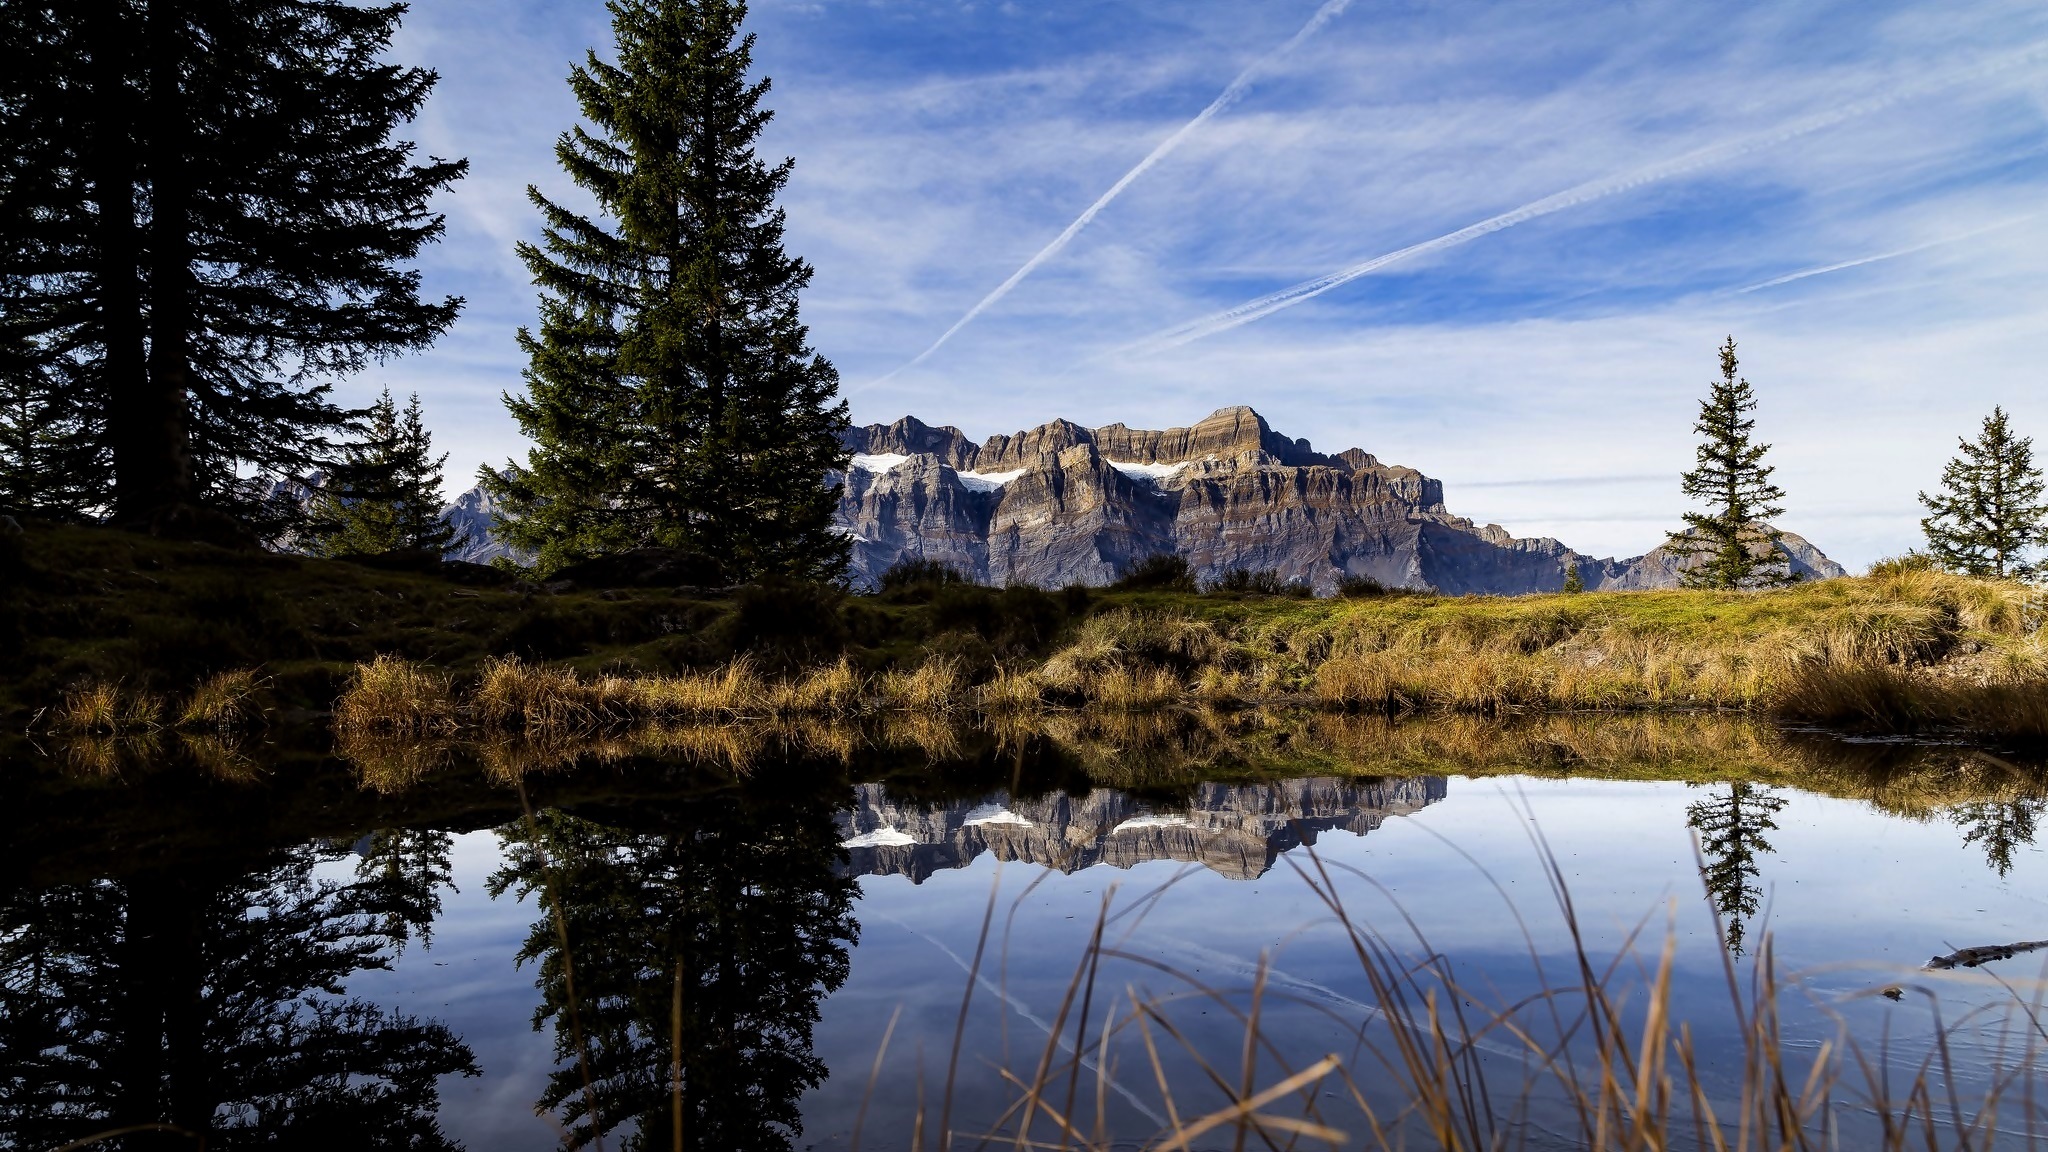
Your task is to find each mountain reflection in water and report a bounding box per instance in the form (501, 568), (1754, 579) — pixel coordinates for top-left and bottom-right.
(4, 714), (2048, 1150)
(838, 776), (1446, 882)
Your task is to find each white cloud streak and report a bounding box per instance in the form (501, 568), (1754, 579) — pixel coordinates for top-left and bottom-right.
(1114, 38), (2048, 358)
(855, 0), (1357, 392)
(1733, 214), (2037, 293)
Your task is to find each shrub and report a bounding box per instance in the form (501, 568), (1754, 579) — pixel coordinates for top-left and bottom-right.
(1113, 553), (1196, 592)
(1336, 573), (1391, 599)
(878, 557), (972, 600)
(1207, 567), (1308, 597)
(717, 577), (848, 666)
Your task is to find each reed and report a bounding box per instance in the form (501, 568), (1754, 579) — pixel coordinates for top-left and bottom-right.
(891, 842), (2048, 1151)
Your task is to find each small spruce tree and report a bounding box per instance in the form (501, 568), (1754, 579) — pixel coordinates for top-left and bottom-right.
(307, 390), (465, 557)
(1670, 337), (1793, 589)
(486, 0), (850, 580)
(1918, 407), (2046, 580)
(1561, 560), (1584, 594)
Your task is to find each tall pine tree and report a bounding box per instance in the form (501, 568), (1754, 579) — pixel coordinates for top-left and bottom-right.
(486, 0), (850, 581)
(305, 388), (466, 557)
(0, 0), (466, 530)
(1670, 337), (1794, 589)
(1918, 407), (2046, 580)
(0, 0), (110, 517)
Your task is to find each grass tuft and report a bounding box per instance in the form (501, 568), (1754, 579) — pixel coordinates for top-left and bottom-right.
(52, 680), (163, 736)
(332, 655), (458, 736)
(176, 668), (267, 731)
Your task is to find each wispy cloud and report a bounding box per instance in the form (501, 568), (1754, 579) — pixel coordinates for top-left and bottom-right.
(1733, 214), (2036, 293)
(857, 0), (1358, 390)
(1113, 36), (2048, 357)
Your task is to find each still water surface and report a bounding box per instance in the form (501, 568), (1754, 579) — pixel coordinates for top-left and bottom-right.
(5, 719), (2046, 1149)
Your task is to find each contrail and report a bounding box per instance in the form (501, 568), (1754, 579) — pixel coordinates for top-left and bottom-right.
(856, 0), (1357, 393)
(1734, 214), (2037, 294)
(1116, 40), (2048, 357)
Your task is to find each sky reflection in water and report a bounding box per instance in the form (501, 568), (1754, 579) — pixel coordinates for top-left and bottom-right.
(7, 725), (2047, 1150)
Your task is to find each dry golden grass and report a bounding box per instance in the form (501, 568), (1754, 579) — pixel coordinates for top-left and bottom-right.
(332, 654), (458, 736)
(977, 666), (1045, 712)
(321, 570), (2048, 744)
(176, 668), (266, 731)
(51, 680), (163, 736)
(879, 656), (965, 713)
(770, 658), (870, 717)
(918, 851), (2048, 1152)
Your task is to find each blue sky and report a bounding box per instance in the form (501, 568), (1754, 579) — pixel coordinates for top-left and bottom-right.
(378, 0), (2048, 567)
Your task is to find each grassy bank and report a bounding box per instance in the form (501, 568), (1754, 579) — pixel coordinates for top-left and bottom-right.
(8, 521), (2046, 743)
(322, 567), (2046, 742)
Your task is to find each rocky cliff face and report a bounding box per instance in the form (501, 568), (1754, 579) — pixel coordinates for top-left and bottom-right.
(836, 406), (1846, 594)
(836, 776), (1447, 883)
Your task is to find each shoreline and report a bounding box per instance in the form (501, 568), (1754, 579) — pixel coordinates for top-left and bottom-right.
(7, 521), (2045, 747)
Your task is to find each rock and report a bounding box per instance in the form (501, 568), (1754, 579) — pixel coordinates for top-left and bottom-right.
(440, 480), (528, 568)
(831, 406), (1846, 593)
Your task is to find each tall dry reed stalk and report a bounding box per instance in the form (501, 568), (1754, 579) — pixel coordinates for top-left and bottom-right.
(869, 838), (2048, 1151)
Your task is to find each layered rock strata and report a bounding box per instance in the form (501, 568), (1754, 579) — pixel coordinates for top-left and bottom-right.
(836, 406), (1845, 594)
(836, 776), (1447, 884)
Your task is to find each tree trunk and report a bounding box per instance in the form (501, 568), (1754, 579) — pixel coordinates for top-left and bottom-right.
(83, 0), (163, 521)
(131, 0), (196, 518)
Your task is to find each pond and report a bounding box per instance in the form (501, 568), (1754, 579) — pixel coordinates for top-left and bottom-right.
(5, 714), (2047, 1150)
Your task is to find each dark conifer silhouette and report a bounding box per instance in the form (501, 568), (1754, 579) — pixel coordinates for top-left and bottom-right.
(1686, 781), (1787, 956)
(0, 1), (465, 530)
(0, 0), (108, 517)
(1670, 338), (1794, 589)
(1919, 407), (2046, 580)
(486, 0), (850, 580)
(490, 785), (858, 1150)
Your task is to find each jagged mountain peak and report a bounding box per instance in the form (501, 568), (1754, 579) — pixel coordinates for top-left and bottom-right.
(836, 406), (1845, 594)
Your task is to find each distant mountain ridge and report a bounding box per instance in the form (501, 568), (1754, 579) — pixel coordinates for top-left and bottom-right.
(437, 404), (1845, 592)
(832, 405), (1845, 594)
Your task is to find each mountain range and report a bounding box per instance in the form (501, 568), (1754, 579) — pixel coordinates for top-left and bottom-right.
(828, 405), (1844, 594)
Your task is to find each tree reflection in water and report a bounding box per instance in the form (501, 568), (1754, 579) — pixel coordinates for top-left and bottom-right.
(0, 835), (476, 1150)
(1952, 797), (2045, 878)
(1686, 781), (1787, 957)
(491, 783), (858, 1152)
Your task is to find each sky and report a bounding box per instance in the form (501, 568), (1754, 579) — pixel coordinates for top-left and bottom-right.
(374, 0), (2048, 569)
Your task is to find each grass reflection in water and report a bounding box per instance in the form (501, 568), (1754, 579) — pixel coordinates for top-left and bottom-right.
(7, 713), (2048, 1149)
